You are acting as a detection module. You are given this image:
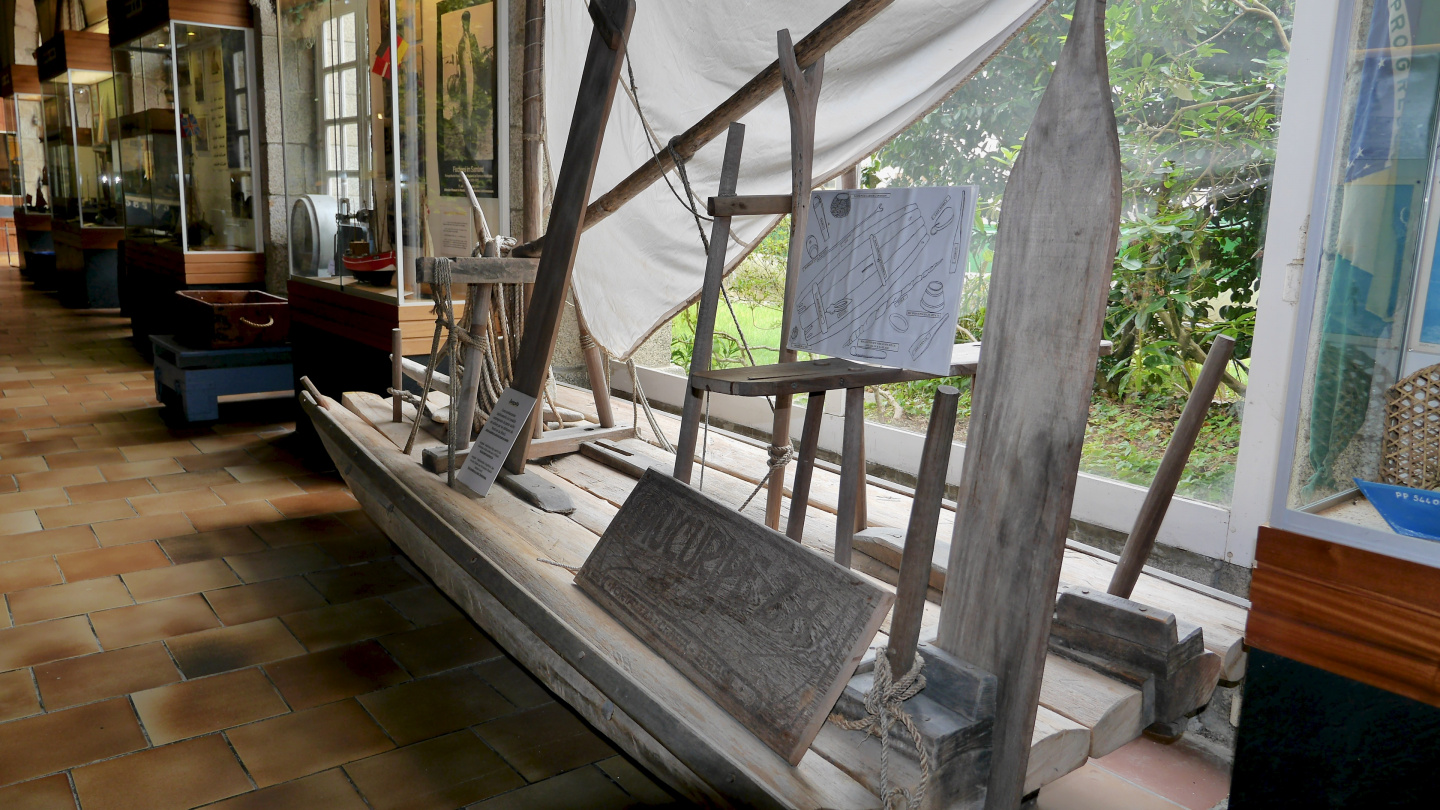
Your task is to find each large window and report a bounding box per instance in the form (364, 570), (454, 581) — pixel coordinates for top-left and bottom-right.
(1286, 0), (1440, 510)
(319, 8), (366, 212)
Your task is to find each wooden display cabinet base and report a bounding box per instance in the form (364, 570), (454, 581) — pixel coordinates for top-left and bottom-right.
(15, 212), (54, 287)
(53, 222), (123, 309)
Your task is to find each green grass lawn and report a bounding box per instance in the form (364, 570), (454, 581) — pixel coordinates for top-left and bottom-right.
(671, 300), (796, 368)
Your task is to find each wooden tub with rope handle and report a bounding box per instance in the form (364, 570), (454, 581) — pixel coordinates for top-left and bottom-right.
(175, 289), (291, 349)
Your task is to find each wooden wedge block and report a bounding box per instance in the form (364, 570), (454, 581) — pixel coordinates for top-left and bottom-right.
(1027, 707), (1090, 795)
(576, 469), (894, 764)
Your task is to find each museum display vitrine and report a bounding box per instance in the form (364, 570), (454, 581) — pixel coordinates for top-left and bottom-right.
(113, 23), (259, 256)
(112, 19), (261, 261)
(1276, 0), (1440, 564)
(38, 30), (122, 307)
(107, 0), (267, 352)
(276, 0), (507, 394)
(3, 65), (52, 277)
(0, 101), (20, 209)
(43, 74), (121, 229)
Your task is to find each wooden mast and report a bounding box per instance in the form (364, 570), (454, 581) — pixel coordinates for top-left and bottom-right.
(505, 0), (635, 474)
(933, 0), (1121, 806)
(765, 31), (822, 529)
(521, 0), (545, 244)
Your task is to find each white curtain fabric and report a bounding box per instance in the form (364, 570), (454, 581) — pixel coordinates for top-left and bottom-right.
(545, 0), (1050, 359)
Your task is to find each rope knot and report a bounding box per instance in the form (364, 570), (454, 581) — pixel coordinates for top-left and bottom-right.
(829, 648), (931, 810)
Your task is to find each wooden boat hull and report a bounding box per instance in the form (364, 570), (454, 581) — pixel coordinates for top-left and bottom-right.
(302, 394), (880, 810)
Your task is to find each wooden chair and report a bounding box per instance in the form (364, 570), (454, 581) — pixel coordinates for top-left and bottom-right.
(673, 31), (993, 567)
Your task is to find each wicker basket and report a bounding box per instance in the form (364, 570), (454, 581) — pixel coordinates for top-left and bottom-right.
(1382, 363), (1440, 489)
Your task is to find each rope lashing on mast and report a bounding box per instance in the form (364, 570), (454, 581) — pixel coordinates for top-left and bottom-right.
(830, 649), (932, 810)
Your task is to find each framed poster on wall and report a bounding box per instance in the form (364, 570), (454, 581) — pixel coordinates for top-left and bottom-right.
(436, 0), (497, 198)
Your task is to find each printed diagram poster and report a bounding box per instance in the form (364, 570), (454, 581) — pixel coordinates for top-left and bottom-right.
(787, 187), (977, 376)
(437, 0), (498, 197)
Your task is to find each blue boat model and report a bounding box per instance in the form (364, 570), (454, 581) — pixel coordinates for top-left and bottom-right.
(1354, 479), (1440, 541)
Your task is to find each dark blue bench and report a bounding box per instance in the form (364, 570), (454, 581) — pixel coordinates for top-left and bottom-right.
(151, 335), (294, 423)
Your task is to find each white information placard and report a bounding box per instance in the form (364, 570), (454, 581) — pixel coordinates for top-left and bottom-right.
(786, 186), (977, 376)
(455, 387), (537, 496)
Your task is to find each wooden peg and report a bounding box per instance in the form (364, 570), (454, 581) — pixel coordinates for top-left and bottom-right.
(391, 328), (403, 422)
(1108, 334), (1236, 598)
(785, 390), (826, 542)
(301, 376), (327, 410)
(887, 385), (959, 677)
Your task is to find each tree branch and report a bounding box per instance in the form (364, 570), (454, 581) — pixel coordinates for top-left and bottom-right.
(1229, 0), (1291, 52)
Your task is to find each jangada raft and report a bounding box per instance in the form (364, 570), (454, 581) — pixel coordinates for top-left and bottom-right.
(302, 1), (1240, 806)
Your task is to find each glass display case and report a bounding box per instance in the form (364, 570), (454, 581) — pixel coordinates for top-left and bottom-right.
(42, 74), (121, 228)
(1277, 0), (1440, 563)
(15, 92), (46, 213)
(112, 23), (260, 253)
(0, 114), (19, 207)
(5, 64), (49, 215)
(277, 0), (505, 307)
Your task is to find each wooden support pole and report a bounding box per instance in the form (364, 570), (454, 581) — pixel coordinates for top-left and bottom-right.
(512, 0), (896, 258)
(834, 386), (864, 568)
(451, 282), (494, 459)
(504, 0), (635, 475)
(1108, 334), (1235, 598)
(785, 390), (826, 542)
(887, 385), (959, 677)
(522, 0), (545, 244)
(522, 0), (545, 442)
(391, 328), (403, 422)
(765, 30), (822, 530)
(671, 123), (743, 481)
(580, 328), (615, 428)
(840, 167), (867, 533)
(674, 124), (745, 484)
(934, 1), (1121, 806)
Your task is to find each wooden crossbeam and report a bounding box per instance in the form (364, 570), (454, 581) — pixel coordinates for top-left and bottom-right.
(706, 194), (792, 217)
(414, 257), (539, 285)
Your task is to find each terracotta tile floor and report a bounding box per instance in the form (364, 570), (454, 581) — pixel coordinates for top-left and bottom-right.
(1037, 733), (1232, 810)
(0, 264), (681, 808)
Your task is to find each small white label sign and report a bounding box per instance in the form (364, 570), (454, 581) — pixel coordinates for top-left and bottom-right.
(455, 387), (536, 496)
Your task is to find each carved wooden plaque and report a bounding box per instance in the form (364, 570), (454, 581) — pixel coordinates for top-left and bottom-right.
(576, 469), (894, 765)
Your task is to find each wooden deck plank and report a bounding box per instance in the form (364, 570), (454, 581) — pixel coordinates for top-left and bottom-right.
(1038, 654), (1145, 758)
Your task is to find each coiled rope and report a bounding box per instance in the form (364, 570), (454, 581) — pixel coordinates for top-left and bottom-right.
(829, 649), (931, 810)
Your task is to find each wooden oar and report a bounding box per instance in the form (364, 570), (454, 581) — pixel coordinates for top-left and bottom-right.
(932, 0), (1122, 806)
(1108, 334), (1236, 598)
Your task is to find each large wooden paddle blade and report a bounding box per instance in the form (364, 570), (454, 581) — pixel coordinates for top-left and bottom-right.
(933, 0), (1122, 806)
(576, 469), (894, 765)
